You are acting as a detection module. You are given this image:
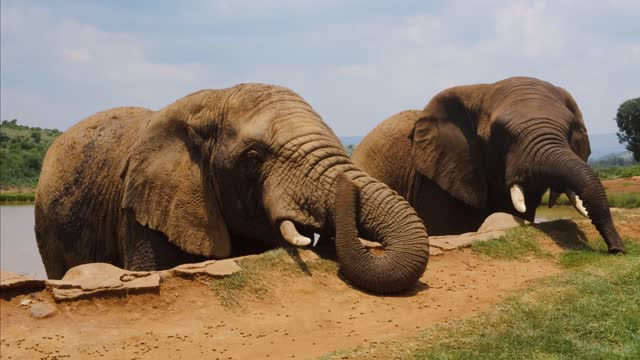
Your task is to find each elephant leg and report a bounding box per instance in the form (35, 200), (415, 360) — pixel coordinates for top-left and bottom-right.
(122, 214), (208, 271)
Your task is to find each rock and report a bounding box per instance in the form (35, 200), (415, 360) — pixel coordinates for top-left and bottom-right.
(172, 259), (242, 277)
(430, 230), (507, 251)
(19, 298), (32, 306)
(478, 213), (525, 232)
(0, 271), (45, 291)
(429, 247), (444, 256)
(30, 302), (57, 319)
(47, 263), (160, 301)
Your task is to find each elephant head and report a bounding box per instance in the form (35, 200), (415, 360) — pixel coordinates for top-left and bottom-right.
(408, 76), (624, 253)
(119, 84), (429, 293)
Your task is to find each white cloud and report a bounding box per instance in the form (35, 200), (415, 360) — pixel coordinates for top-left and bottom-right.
(63, 48), (92, 63)
(495, 1), (564, 56)
(1, 0), (637, 136)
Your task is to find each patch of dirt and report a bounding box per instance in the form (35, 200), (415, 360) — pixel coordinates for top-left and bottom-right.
(603, 176), (640, 193)
(0, 247), (562, 359)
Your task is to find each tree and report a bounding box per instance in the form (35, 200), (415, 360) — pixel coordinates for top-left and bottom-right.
(616, 97), (640, 161)
(31, 130), (42, 143)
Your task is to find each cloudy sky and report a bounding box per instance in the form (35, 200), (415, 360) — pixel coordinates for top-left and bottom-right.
(1, 0), (638, 135)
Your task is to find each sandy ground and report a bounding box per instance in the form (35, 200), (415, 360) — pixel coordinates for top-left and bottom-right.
(1, 244), (564, 360)
(603, 176), (640, 193)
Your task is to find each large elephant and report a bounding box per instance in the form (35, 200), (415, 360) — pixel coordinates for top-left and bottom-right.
(35, 83), (429, 294)
(353, 77), (625, 253)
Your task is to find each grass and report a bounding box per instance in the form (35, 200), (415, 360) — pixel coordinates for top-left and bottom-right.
(398, 236), (640, 359)
(0, 191), (35, 203)
(559, 236), (640, 269)
(593, 164), (640, 181)
(208, 248), (338, 308)
(541, 191), (640, 209)
(471, 226), (550, 260)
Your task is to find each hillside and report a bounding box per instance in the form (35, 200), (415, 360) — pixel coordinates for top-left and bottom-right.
(0, 119), (62, 190)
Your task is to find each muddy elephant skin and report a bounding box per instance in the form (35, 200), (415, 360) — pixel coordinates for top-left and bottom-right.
(35, 84), (429, 294)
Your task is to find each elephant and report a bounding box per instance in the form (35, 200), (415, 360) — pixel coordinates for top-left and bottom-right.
(34, 83), (429, 294)
(353, 77), (625, 253)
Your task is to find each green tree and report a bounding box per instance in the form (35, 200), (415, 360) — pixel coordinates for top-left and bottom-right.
(31, 130), (42, 143)
(616, 97), (640, 161)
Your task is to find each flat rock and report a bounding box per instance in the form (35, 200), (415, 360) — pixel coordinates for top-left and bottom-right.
(430, 230), (506, 251)
(478, 213), (525, 232)
(0, 271), (45, 291)
(172, 259), (242, 277)
(429, 247), (444, 256)
(30, 302), (57, 319)
(47, 263), (160, 301)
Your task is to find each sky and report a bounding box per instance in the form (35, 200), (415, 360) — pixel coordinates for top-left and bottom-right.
(1, 0), (639, 136)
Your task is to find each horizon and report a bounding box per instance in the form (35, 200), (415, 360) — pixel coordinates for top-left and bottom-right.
(2, 1), (639, 136)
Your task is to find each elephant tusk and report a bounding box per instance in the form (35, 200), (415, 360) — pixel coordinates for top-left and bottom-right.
(548, 190), (561, 208)
(566, 190), (589, 217)
(279, 220), (312, 246)
(510, 184), (527, 213)
(313, 233), (320, 247)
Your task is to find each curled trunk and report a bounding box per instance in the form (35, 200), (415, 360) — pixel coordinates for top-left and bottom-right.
(334, 173), (430, 294)
(542, 149), (625, 253)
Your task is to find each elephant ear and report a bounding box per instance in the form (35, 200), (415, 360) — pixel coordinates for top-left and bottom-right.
(410, 90), (488, 208)
(121, 112), (231, 258)
(556, 86), (592, 161)
(569, 125), (591, 161)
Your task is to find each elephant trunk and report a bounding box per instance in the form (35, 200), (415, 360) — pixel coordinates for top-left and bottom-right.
(334, 172), (429, 294)
(541, 149), (625, 253)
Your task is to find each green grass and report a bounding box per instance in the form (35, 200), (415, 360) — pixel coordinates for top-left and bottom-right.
(471, 226), (550, 260)
(593, 164), (640, 181)
(0, 192), (35, 203)
(399, 238), (640, 359)
(208, 248), (338, 308)
(541, 191), (640, 209)
(559, 237), (640, 269)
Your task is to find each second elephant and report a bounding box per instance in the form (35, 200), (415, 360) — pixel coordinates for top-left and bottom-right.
(353, 77), (625, 253)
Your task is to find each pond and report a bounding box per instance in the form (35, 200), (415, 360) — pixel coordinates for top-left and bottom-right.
(0, 205), (47, 279)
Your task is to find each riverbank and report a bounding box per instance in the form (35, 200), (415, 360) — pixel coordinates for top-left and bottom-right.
(0, 187), (35, 204)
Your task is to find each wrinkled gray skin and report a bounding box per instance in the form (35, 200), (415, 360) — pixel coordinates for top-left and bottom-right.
(353, 77), (625, 253)
(35, 84), (429, 294)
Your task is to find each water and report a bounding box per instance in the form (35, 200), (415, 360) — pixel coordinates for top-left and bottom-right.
(0, 205), (47, 279)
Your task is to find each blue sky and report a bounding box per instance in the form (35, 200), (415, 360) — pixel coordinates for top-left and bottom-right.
(1, 0), (638, 135)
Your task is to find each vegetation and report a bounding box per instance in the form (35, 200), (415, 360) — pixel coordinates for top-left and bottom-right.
(540, 191), (640, 209)
(0, 192), (36, 203)
(592, 164), (640, 180)
(344, 144), (356, 157)
(394, 218), (640, 359)
(471, 226), (549, 260)
(208, 248), (338, 307)
(615, 97), (640, 161)
(0, 119), (62, 189)
(400, 252), (640, 359)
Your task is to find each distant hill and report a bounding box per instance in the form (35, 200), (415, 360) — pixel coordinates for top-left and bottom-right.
(0, 119), (62, 189)
(338, 136), (364, 146)
(589, 133), (626, 160)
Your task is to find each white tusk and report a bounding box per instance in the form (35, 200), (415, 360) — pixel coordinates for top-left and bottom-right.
(548, 190), (561, 208)
(279, 220), (312, 246)
(566, 190), (589, 217)
(313, 233), (320, 247)
(510, 184), (527, 213)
